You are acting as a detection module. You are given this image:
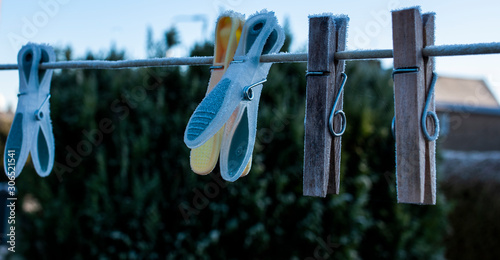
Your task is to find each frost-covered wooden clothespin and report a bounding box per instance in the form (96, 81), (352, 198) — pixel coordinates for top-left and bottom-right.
(392, 8), (439, 204)
(303, 14), (349, 197)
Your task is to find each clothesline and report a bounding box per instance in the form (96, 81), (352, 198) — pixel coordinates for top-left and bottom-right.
(0, 42), (498, 70)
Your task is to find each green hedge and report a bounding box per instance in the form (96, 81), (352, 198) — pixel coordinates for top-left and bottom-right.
(1, 30), (448, 259)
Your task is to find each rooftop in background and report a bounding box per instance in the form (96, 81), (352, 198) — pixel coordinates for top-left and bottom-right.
(435, 76), (500, 152)
(435, 77), (500, 108)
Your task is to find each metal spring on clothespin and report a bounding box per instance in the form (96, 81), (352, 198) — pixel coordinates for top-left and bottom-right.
(329, 72), (348, 137)
(304, 71), (348, 137)
(209, 65), (224, 70)
(421, 73), (439, 141)
(391, 67), (440, 141)
(35, 94), (51, 121)
(243, 79), (267, 100)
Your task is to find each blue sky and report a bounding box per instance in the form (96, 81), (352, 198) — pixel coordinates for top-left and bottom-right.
(0, 0), (499, 110)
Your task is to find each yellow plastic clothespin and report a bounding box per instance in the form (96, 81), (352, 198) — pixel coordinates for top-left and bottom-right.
(189, 12), (249, 175)
(186, 11), (285, 181)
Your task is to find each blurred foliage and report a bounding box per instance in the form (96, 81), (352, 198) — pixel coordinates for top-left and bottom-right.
(0, 26), (452, 259)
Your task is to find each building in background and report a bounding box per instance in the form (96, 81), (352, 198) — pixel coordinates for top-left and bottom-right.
(435, 76), (500, 182)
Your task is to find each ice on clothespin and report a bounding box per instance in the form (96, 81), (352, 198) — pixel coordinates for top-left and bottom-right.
(189, 11), (245, 175)
(184, 10), (285, 181)
(392, 8), (438, 205)
(303, 15), (349, 197)
(4, 44), (56, 177)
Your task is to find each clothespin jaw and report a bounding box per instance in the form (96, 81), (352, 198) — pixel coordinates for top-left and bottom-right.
(4, 44), (55, 178)
(303, 15), (349, 197)
(392, 8), (438, 204)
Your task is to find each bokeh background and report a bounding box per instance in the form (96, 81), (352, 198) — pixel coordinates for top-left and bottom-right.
(0, 0), (499, 259)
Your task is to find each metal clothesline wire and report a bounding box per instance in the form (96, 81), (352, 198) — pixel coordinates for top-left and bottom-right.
(0, 42), (499, 70)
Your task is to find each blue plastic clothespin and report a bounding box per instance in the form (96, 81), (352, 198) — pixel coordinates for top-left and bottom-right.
(184, 10), (285, 182)
(4, 44), (56, 177)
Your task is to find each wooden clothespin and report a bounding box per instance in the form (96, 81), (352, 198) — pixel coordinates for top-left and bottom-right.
(304, 15), (349, 197)
(392, 8), (438, 204)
